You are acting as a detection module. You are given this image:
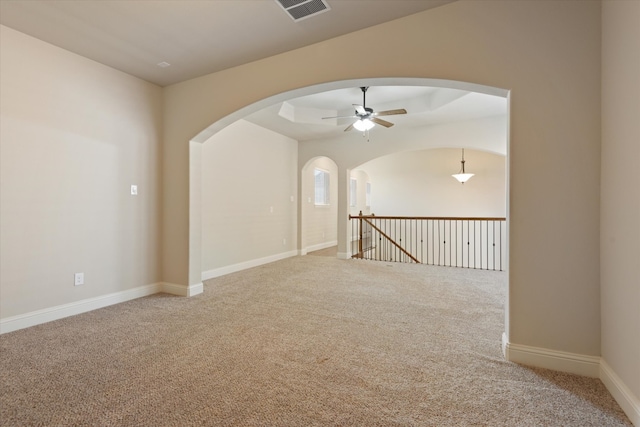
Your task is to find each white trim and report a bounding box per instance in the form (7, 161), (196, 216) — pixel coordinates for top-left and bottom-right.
(187, 282), (204, 297)
(503, 334), (639, 424)
(337, 252), (350, 260)
(503, 338), (601, 378)
(0, 283), (162, 334)
(600, 359), (640, 426)
(502, 332), (508, 357)
(201, 250), (298, 281)
(161, 282), (203, 297)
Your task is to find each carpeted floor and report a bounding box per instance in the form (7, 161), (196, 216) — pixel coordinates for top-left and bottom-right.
(307, 245), (338, 257)
(0, 256), (632, 426)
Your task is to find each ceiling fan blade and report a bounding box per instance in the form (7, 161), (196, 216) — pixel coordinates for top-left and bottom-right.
(353, 104), (366, 115)
(375, 108), (407, 117)
(371, 117), (394, 128)
(322, 114), (358, 120)
(344, 123), (354, 132)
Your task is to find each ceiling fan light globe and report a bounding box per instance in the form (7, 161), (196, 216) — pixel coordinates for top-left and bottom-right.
(354, 119), (375, 132)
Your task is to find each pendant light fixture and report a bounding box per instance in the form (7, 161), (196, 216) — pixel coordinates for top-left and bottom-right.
(452, 148), (474, 184)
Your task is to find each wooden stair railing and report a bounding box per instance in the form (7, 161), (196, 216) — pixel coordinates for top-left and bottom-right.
(359, 216), (420, 263)
(349, 212), (507, 271)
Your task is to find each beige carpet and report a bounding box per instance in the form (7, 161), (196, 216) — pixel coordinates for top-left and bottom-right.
(307, 245), (338, 257)
(0, 256), (632, 426)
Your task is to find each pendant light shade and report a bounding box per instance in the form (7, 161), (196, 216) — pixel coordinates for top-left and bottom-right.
(452, 149), (474, 184)
(452, 172), (474, 183)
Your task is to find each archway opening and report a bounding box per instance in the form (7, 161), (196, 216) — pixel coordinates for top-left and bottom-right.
(190, 77), (510, 337)
(300, 156), (339, 256)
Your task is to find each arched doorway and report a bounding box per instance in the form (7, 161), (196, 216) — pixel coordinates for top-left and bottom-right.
(300, 156), (339, 256)
(189, 77), (510, 336)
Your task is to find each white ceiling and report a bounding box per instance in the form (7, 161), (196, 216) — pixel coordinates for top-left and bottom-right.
(0, 0), (455, 87)
(0, 0), (507, 144)
(244, 85), (507, 142)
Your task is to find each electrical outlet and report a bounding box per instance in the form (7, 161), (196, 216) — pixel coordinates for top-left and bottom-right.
(74, 273), (84, 286)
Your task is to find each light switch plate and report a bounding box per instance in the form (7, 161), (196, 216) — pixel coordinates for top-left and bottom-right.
(131, 185), (138, 195)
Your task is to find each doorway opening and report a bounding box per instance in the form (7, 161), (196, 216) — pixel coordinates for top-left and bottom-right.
(192, 76), (510, 338)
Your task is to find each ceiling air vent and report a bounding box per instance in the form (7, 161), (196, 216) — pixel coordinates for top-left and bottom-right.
(275, 0), (331, 22)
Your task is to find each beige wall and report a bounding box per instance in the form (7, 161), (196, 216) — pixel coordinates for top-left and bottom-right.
(601, 0), (640, 408)
(0, 26), (163, 317)
(0, 0), (637, 418)
(201, 120), (297, 272)
(165, 0), (601, 357)
(360, 148), (506, 218)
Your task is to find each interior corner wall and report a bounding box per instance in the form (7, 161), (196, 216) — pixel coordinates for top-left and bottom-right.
(0, 25), (163, 319)
(164, 0), (602, 361)
(201, 120), (297, 273)
(601, 0), (640, 407)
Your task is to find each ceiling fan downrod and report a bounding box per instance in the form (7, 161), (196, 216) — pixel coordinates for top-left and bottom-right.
(360, 86), (368, 108)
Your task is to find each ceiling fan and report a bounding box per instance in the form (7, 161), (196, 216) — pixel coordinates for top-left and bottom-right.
(323, 86), (407, 132)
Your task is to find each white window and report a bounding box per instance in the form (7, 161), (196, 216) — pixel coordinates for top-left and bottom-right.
(350, 178), (357, 207)
(366, 182), (371, 207)
(314, 168), (330, 205)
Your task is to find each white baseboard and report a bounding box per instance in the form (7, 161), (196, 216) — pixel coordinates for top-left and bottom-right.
(337, 252), (350, 260)
(502, 334), (601, 378)
(600, 359), (640, 426)
(201, 250), (298, 281)
(502, 332), (508, 357)
(0, 283), (162, 334)
(161, 282), (203, 297)
(502, 334), (639, 425)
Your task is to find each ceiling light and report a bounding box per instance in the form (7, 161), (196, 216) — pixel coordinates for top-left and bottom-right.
(353, 119), (374, 132)
(452, 148), (474, 184)
(157, 61), (171, 68)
